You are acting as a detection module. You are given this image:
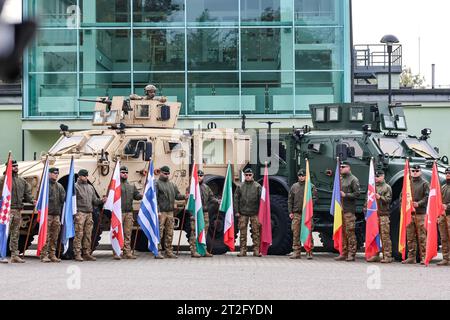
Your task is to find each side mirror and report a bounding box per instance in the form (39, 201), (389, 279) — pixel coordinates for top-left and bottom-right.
(434, 147), (440, 154)
(347, 147), (356, 158)
(441, 155), (449, 165)
(144, 142), (152, 161)
(336, 144), (348, 161)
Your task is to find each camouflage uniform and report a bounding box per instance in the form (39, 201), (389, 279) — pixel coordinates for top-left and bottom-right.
(340, 172), (360, 260)
(74, 179), (103, 259)
(375, 180), (393, 261)
(129, 84), (167, 102)
(234, 180), (262, 256)
(120, 179), (142, 257)
(288, 181), (318, 257)
(438, 180), (450, 264)
(0, 173), (33, 259)
(40, 179), (65, 261)
(405, 176), (429, 262)
(155, 174), (185, 257)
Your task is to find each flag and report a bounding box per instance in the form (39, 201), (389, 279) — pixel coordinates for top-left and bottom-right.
(36, 158), (50, 256)
(137, 160), (160, 256)
(300, 159), (314, 253)
(105, 162), (123, 256)
(424, 161), (443, 266)
(187, 163), (206, 256)
(330, 160), (343, 254)
(61, 157), (76, 254)
(399, 160), (414, 260)
(365, 159), (381, 260)
(220, 163), (234, 251)
(0, 155), (13, 259)
(258, 164), (272, 255)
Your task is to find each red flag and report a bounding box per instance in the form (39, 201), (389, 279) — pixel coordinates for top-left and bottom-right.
(36, 159), (50, 257)
(258, 164), (272, 255)
(399, 160), (414, 260)
(424, 162), (443, 266)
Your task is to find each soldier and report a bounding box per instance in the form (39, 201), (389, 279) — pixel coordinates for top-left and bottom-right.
(335, 161), (361, 262)
(366, 170), (393, 263)
(288, 169), (318, 260)
(234, 168), (262, 257)
(74, 169), (106, 262)
(129, 84), (167, 103)
(0, 160), (34, 263)
(402, 164), (429, 264)
(189, 169), (217, 258)
(113, 165), (143, 260)
(155, 166), (186, 259)
(437, 167), (450, 266)
(40, 167), (66, 263)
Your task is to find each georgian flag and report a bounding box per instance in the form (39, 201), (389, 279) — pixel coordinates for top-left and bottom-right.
(105, 162), (124, 256)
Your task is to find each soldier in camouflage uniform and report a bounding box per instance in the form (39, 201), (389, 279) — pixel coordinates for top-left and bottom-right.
(40, 167), (66, 263)
(335, 161), (360, 262)
(74, 169), (106, 262)
(366, 170), (393, 263)
(402, 164), (429, 264)
(0, 160), (34, 263)
(437, 167), (450, 266)
(129, 84), (167, 103)
(113, 166), (143, 260)
(234, 168), (262, 257)
(155, 166), (186, 259)
(288, 169), (318, 260)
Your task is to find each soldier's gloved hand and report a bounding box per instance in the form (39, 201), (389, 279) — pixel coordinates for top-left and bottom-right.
(443, 204), (447, 211)
(289, 213), (294, 220)
(375, 194), (381, 200)
(340, 191), (345, 198)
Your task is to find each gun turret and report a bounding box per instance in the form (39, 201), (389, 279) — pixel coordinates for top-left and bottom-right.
(79, 97), (113, 110)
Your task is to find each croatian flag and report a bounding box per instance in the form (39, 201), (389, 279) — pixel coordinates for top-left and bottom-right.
(36, 158), (50, 257)
(105, 162), (124, 257)
(0, 156), (13, 259)
(365, 158), (381, 260)
(61, 157), (76, 254)
(137, 160), (160, 255)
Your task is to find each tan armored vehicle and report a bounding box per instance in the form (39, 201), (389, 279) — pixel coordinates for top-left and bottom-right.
(1, 95), (250, 256)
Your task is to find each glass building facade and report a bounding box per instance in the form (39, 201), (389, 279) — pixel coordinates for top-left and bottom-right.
(24, 0), (351, 119)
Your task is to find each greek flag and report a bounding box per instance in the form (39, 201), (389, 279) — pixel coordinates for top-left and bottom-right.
(137, 160), (160, 255)
(61, 157), (76, 254)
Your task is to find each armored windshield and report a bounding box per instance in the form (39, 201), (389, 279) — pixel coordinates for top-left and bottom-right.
(404, 138), (439, 159)
(376, 138), (404, 157)
(49, 136), (84, 154)
(80, 135), (113, 154)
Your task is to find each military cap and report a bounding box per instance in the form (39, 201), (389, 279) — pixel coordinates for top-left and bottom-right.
(6, 159), (17, 166)
(120, 166), (128, 173)
(160, 166), (170, 173)
(244, 168), (253, 174)
(49, 167), (59, 174)
(78, 169), (89, 177)
(376, 170), (385, 176)
(144, 84), (157, 92)
(445, 167), (450, 174)
(411, 164), (421, 170)
(197, 169), (204, 176)
(297, 169), (306, 176)
(340, 161), (351, 166)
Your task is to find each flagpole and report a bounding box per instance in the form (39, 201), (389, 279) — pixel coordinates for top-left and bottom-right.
(176, 163), (192, 255)
(22, 155), (48, 258)
(132, 160), (150, 255)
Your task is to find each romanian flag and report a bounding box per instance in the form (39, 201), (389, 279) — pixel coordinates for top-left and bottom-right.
(300, 159), (314, 253)
(330, 160), (343, 254)
(365, 158), (381, 260)
(399, 160), (414, 260)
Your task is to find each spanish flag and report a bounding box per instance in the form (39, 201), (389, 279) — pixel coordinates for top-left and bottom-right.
(399, 160), (413, 260)
(330, 160), (343, 254)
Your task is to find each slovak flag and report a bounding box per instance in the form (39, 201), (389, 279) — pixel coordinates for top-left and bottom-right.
(104, 162), (124, 256)
(0, 155), (13, 259)
(36, 158), (50, 257)
(365, 158), (381, 260)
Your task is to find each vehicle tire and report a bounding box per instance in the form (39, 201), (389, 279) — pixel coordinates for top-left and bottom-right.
(267, 194), (292, 255)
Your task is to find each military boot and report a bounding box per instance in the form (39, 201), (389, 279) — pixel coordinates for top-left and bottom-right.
(289, 252), (301, 259)
(401, 257), (416, 264)
(165, 252), (178, 259)
(83, 254), (97, 261)
(41, 256), (51, 263)
(380, 257), (393, 263)
(74, 254), (83, 262)
(50, 256), (61, 263)
(334, 255), (346, 261)
(437, 259), (449, 266)
(124, 253), (137, 260)
(113, 254), (121, 260)
(154, 253), (164, 259)
(11, 256), (25, 263)
(191, 252), (201, 258)
(346, 256), (355, 262)
(306, 252), (313, 260)
(253, 250), (262, 257)
(204, 252), (213, 257)
(367, 255), (380, 263)
(237, 249), (247, 257)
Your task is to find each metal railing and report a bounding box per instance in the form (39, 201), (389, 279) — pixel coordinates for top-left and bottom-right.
(354, 44), (402, 68)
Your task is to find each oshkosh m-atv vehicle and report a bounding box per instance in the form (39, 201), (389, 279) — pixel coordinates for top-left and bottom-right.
(1, 97), (250, 256)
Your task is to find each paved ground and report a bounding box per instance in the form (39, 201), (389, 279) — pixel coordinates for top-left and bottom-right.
(1, 249), (449, 300)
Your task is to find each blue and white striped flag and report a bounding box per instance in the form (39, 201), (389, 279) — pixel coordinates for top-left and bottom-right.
(137, 160), (160, 255)
(61, 157), (76, 254)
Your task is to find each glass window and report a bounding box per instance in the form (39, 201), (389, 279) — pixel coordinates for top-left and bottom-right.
(296, 50), (332, 70)
(133, 0), (184, 26)
(133, 29), (184, 71)
(350, 107), (364, 121)
(29, 73), (78, 117)
(187, 73), (239, 115)
(315, 107), (325, 122)
(27, 0), (78, 27)
(241, 28), (293, 71)
(382, 115), (395, 130)
(328, 106), (339, 121)
(396, 116), (407, 130)
(81, 135), (113, 153)
(80, 29), (131, 72)
(376, 138), (404, 157)
(123, 138), (147, 156)
(404, 138), (439, 159)
(240, 0), (293, 26)
(80, 0), (130, 26)
(294, 0), (341, 26)
(187, 0), (238, 26)
(341, 138), (363, 158)
(203, 140), (225, 165)
(187, 28), (238, 71)
(49, 135), (84, 154)
(295, 27), (338, 44)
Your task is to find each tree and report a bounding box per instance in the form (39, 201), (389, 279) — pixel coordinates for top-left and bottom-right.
(400, 67), (425, 88)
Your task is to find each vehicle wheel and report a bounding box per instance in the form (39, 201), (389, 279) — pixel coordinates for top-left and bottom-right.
(267, 194), (292, 255)
(319, 231), (338, 253)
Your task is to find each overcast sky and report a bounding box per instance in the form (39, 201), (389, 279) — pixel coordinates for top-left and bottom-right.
(1, 0), (448, 86)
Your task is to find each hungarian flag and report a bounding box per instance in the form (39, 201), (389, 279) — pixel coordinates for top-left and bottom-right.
(220, 163), (234, 251)
(0, 154), (13, 260)
(258, 164), (272, 255)
(365, 158), (381, 260)
(399, 160), (414, 260)
(187, 163), (206, 256)
(36, 158), (50, 256)
(105, 161), (123, 257)
(300, 159), (314, 253)
(424, 161), (443, 266)
(330, 160), (343, 254)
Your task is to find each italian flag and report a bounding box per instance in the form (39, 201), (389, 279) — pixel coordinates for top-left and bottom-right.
(187, 163), (206, 256)
(220, 164), (235, 251)
(300, 159), (314, 253)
